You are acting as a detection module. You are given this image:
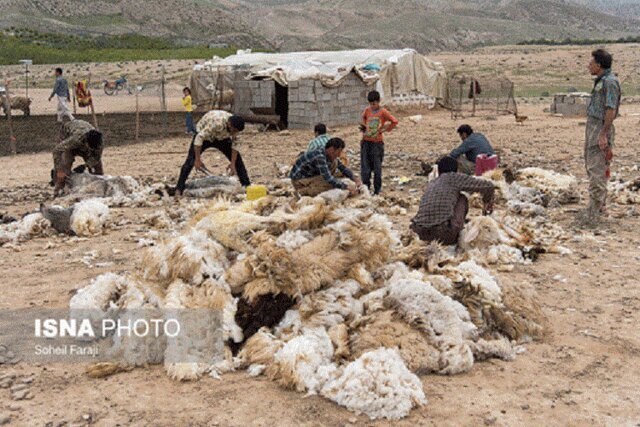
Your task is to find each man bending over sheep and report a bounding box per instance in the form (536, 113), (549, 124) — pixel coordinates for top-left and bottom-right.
(290, 137), (362, 197)
(52, 118), (104, 196)
(175, 110), (250, 196)
(410, 156), (495, 245)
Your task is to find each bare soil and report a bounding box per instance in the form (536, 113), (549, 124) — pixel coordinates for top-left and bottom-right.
(1, 99), (639, 426)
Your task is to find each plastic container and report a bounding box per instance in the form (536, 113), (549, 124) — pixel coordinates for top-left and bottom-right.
(475, 154), (499, 176)
(246, 184), (268, 201)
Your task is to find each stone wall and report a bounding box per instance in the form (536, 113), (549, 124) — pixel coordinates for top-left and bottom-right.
(551, 93), (591, 116)
(287, 73), (369, 129)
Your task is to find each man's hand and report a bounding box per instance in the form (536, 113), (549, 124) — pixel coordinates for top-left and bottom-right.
(67, 97), (71, 103)
(598, 130), (609, 151)
(48, 96), (52, 102)
(348, 185), (359, 196)
(354, 177), (363, 187)
(229, 163), (237, 177)
(195, 158), (206, 172)
(54, 170), (67, 194)
(483, 201), (494, 216)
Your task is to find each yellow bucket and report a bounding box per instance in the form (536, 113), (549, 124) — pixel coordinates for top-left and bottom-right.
(246, 184), (268, 201)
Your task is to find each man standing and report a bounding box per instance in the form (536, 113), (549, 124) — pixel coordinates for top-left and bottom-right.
(52, 118), (104, 195)
(176, 110), (249, 196)
(449, 125), (496, 175)
(48, 68), (74, 122)
(410, 156), (494, 245)
(290, 137), (361, 197)
(580, 49), (621, 225)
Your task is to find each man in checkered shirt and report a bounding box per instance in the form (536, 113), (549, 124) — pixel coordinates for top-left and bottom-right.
(410, 156), (495, 245)
(290, 137), (361, 197)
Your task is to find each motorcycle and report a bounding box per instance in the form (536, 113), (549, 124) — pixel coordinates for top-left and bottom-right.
(102, 76), (132, 96)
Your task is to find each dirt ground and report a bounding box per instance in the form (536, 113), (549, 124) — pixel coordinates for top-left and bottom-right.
(0, 99), (639, 426)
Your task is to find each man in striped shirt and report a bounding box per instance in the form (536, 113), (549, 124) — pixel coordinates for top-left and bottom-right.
(290, 137), (361, 197)
(307, 123), (331, 153)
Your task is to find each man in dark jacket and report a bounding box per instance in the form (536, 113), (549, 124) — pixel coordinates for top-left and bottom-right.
(450, 124), (495, 175)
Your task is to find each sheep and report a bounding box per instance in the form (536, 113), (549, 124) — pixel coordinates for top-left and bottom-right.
(1, 95), (31, 116)
(69, 199), (110, 236)
(320, 347), (427, 421)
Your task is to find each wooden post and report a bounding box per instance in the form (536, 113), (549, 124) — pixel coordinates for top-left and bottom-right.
(87, 71), (98, 128)
(161, 65), (167, 137)
(4, 77), (17, 156)
(471, 79), (477, 117)
(135, 83), (140, 141)
(72, 80), (77, 115)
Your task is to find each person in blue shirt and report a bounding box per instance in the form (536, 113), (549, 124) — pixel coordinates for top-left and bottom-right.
(307, 123), (331, 153)
(449, 124), (495, 175)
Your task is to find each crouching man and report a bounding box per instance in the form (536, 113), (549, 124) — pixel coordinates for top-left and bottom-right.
(290, 137), (362, 197)
(410, 156), (495, 245)
(176, 110), (250, 196)
(52, 118), (104, 196)
(449, 124), (496, 175)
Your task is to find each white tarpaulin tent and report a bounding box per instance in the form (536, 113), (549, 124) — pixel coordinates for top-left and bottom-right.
(191, 48), (446, 104)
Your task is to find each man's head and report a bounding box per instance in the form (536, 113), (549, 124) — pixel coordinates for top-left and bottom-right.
(86, 130), (103, 150)
(183, 87), (191, 96)
(325, 137), (345, 161)
(589, 49), (613, 76)
(367, 90), (381, 109)
(314, 123), (327, 137)
(457, 124), (473, 141)
(227, 115), (245, 135)
(55, 67), (63, 77)
(437, 156), (458, 174)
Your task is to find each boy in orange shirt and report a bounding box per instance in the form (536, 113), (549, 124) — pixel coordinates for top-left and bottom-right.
(360, 90), (398, 195)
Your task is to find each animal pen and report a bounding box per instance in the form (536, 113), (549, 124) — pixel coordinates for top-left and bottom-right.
(443, 73), (517, 118)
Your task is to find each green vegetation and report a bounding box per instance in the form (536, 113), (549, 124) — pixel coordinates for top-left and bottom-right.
(0, 28), (237, 65)
(517, 35), (640, 46)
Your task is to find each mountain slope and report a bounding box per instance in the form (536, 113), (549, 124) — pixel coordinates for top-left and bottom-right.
(0, 0), (638, 51)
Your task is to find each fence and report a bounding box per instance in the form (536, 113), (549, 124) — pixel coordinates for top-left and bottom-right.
(441, 73), (518, 119)
(1, 62), (201, 156)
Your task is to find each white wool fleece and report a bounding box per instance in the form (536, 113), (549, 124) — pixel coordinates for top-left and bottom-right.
(321, 347), (427, 420)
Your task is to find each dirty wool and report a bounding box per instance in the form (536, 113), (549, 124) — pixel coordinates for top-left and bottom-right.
(69, 185), (563, 420)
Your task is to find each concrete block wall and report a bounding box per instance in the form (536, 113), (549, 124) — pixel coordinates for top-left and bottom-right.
(288, 73), (369, 130)
(233, 80), (276, 115)
(551, 93), (591, 116)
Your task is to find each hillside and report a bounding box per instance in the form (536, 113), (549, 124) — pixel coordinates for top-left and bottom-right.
(0, 0), (638, 52)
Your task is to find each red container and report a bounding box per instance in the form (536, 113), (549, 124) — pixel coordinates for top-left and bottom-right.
(475, 154), (499, 176)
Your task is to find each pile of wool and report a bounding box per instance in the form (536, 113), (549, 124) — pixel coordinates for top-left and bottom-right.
(609, 177), (640, 205)
(70, 189), (552, 420)
(516, 167), (579, 204)
(0, 212), (51, 246)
